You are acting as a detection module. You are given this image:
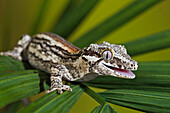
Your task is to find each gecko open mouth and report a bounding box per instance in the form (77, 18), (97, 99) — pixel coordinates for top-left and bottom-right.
(103, 63), (135, 79)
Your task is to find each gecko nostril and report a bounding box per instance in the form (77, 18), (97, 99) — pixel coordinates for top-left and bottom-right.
(110, 60), (114, 64)
(105, 60), (108, 63)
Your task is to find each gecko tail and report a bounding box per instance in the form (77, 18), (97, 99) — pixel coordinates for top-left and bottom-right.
(0, 34), (32, 61)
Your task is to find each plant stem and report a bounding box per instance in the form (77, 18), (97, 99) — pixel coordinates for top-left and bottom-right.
(80, 83), (106, 106)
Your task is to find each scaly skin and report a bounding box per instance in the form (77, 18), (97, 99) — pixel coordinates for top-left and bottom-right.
(0, 33), (138, 94)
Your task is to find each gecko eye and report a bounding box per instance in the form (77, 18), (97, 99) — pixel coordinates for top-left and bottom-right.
(101, 50), (113, 60)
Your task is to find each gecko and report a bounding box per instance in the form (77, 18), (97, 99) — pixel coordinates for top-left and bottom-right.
(0, 33), (138, 94)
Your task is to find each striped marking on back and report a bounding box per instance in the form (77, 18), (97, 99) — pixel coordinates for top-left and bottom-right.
(34, 33), (81, 54)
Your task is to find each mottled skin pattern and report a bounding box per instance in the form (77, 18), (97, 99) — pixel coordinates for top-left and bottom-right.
(0, 33), (138, 94)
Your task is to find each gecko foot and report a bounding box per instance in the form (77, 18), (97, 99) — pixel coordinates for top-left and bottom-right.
(46, 85), (72, 94)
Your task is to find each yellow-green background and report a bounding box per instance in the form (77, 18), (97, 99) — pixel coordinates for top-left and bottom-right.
(0, 0), (170, 113)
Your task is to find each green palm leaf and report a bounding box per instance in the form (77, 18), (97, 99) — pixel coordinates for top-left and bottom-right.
(92, 104), (117, 113)
(99, 90), (170, 113)
(73, 0), (161, 48)
(0, 70), (39, 109)
(124, 30), (170, 56)
(0, 0), (169, 113)
(30, 0), (50, 35)
(0, 56), (44, 109)
(52, 0), (100, 37)
(18, 85), (83, 113)
(0, 56), (24, 73)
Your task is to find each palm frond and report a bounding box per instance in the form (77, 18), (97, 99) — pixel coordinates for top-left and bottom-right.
(18, 85), (83, 113)
(124, 30), (170, 56)
(99, 90), (170, 113)
(52, 0), (100, 38)
(0, 0), (169, 113)
(73, 0), (161, 48)
(92, 104), (117, 113)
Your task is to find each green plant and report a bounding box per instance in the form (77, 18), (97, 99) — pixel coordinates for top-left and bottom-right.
(0, 0), (170, 113)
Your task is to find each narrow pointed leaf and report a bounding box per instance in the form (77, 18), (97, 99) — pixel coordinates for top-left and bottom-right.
(99, 89), (170, 113)
(124, 30), (170, 56)
(0, 55), (24, 74)
(18, 85), (83, 113)
(73, 0), (161, 48)
(52, 0), (100, 37)
(81, 84), (106, 106)
(0, 56), (49, 109)
(91, 105), (101, 113)
(134, 61), (170, 75)
(31, 0), (50, 35)
(84, 62), (170, 92)
(0, 70), (41, 109)
(91, 104), (117, 113)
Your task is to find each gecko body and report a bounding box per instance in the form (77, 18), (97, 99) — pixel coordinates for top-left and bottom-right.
(0, 33), (138, 94)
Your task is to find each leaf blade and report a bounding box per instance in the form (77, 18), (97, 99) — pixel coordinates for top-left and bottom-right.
(91, 104), (117, 113)
(124, 30), (170, 56)
(99, 89), (170, 113)
(81, 84), (106, 106)
(0, 56), (45, 108)
(52, 0), (100, 38)
(18, 85), (84, 113)
(0, 55), (24, 74)
(30, 0), (50, 35)
(73, 0), (161, 48)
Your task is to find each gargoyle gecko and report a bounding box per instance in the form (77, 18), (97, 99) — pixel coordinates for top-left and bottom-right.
(0, 33), (138, 94)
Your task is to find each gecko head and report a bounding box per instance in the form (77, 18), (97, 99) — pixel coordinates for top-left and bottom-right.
(82, 41), (138, 79)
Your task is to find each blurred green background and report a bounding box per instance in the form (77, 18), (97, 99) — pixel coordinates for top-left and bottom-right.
(0, 0), (170, 113)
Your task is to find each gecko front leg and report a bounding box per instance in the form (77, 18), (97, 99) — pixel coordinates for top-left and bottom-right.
(46, 65), (72, 94)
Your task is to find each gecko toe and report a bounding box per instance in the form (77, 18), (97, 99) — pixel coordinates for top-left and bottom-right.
(46, 85), (72, 94)
(63, 85), (72, 92)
